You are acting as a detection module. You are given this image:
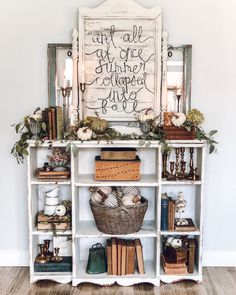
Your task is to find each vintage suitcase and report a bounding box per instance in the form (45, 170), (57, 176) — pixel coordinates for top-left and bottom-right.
(100, 148), (137, 160)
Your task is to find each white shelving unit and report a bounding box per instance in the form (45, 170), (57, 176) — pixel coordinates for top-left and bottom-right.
(27, 140), (206, 286)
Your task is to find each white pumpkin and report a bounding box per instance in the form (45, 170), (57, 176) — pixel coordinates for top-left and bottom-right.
(99, 186), (112, 195)
(90, 187), (112, 204)
(122, 194), (141, 206)
(139, 113), (154, 122)
(91, 191), (104, 205)
(171, 113), (186, 127)
(55, 205), (67, 216)
(122, 196), (135, 207)
(104, 193), (118, 208)
(165, 237), (182, 248)
(171, 238), (182, 248)
(121, 186), (140, 196)
(77, 127), (93, 141)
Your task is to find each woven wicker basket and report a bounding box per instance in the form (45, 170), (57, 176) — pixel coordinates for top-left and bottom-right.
(89, 197), (148, 235)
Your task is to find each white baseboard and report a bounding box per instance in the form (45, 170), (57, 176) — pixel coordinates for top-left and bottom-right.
(0, 250), (236, 267)
(0, 250), (29, 266)
(203, 251), (236, 267)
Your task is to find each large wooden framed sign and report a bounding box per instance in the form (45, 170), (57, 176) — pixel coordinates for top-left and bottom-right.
(78, 0), (162, 121)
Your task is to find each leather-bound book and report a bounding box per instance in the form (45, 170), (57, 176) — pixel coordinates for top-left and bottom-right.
(46, 108), (53, 140)
(135, 239), (145, 274)
(56, 106), (63, 140)
(50, 107), (57, 140)
(168, 199), (175, 231)
(126, 240), (135, 274)
(121, 240), (127, 276)
(106, 239), (112, 275)
(188, 239), (196, 273)
(117, 239), (122, 276)
(111, 238), (117, 275)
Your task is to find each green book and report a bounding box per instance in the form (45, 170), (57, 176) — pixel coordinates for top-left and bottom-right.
(34, 256), (72, 272)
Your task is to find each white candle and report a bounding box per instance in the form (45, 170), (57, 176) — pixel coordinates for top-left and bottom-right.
(81, 64), (85, 84)
(63, 70), (67, 88)
(176, 88), (182, 96)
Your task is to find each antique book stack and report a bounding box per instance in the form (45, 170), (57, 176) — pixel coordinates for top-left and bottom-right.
(37, 211), (71, 230)
(162, 238), (196, 275)
(42, 106), (63, 140)
(161, 193), (196, 231)
(95, 148), (141, 181)
(106, 238), (145, 276)
(36, 169), (70, 180)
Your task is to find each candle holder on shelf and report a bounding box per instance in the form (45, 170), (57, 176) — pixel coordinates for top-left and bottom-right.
(51, 247), (63, 262)
(80, 82), (86, 119)
(61, 86), (72, 132)
(180, 161), (187, 179)
(175, 148), (180, 179)
(35, 244), (47, 264)
(188, 147), (194, 178)
(44, 239), (53, 261)
(176, 94), (181, 113)
(167, 161), (176, 181)
(162, 151), (169, 179)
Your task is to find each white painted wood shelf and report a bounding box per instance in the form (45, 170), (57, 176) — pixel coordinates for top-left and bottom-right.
(75, 220), (157, 238)
(75, 174), (159, 187)
(27, 139), (206, 286)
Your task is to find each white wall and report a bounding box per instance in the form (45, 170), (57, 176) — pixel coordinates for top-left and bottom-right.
(0, 0), (235, 266)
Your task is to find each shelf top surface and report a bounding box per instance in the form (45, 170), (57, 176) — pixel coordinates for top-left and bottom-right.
(75, 174), (159, 186)
(76, 220), (156, 238)
(28, 140), (206, 148)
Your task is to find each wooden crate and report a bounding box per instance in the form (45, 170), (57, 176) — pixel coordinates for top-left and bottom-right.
(163, 126), (196, 140)
(95, 156), (141, 181)
(101, 148), (137, 160)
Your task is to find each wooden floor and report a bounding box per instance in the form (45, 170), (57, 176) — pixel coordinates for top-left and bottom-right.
(0, 267), (235, 295)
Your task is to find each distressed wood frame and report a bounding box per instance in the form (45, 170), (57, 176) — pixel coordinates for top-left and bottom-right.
(78, 0), (162, 121)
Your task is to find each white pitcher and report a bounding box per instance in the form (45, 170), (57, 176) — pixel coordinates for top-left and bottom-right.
(39, 186), (60, 216)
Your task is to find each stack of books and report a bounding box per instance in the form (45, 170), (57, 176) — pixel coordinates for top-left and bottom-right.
(162, 238), (196, 275)
(161, 193), (196, 231)
(42, 106), (63, 140)
(161, 254), (188, 275)
(37, 211), (71, 230)
(36, 169), (70, 180)
(161, 193), (176, 231)
(106, 238), (145, 276)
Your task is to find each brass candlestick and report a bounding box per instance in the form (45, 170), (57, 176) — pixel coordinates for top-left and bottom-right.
(176, 94), (181, 112)
(80, 82), (86, 120)
(189, 148), (194, 178)
(193, 167), (199, 181)
(61, 86), (72, 132)
(51, 247), (63, 262)
(167, 161), (176, 180)
(175, 148), (180, 179)
(44, 239), (53, 261)
(180, 147), (185, 163)
(162, 152), (169, 179)
(180, 161), (187, 179)
(35, 244), (47, 264)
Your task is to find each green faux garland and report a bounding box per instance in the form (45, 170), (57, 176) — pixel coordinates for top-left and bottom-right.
(11, 108), (218, 163)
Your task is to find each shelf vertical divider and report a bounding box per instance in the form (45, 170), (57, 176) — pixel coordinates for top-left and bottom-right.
(27, 146), (34, 282)
(71, 143), (77, 282)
